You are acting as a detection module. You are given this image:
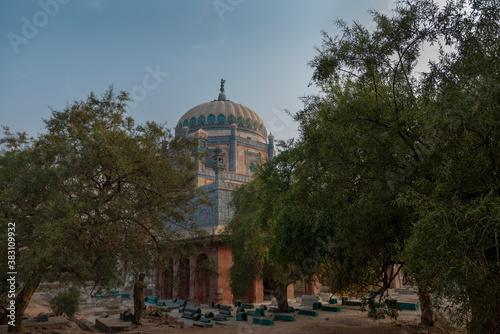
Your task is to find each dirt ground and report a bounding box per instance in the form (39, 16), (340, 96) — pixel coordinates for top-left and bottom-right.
(20, 292), (457, 334)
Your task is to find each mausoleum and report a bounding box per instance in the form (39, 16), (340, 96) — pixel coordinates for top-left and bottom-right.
(157, 80), (278, 305)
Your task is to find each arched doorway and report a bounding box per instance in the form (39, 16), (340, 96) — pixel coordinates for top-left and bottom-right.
(177, 258), (190, 300)
(160, 258), (174, 299)
(194, 253), (210, 304)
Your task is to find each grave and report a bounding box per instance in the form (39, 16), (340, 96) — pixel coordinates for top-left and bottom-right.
(220, 305), (232, 311)
(213, 314), (227, 321)
(219, 309), (232, 317)
(398, 302), (419, 310)
(322, 306), (341, 312)
(95, 317), (134, 333)
(184, 307), (201, 314)
(273, 314), (296, 322)
(246, 308), (264, 317)
(301, 295), (319, 306)
(297, 309), (318, 316)
(175, 299), (187, 307)
(241, 303), (254, 309)
(145, 296), (158, 304)
(156, 299), (180, 309)
(313, 302), (322, 310)
(181, 311), (201, 321)
(269, 306), (294, 313)
(93, 306), (129, 316)
(252, 318), (274, 326)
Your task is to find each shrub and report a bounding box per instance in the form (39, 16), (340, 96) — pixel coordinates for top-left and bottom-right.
(50, 288), (80, 318)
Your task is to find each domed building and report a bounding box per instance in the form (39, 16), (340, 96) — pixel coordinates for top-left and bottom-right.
(176, 79), (274, 179)
(157, 80), (280, 305)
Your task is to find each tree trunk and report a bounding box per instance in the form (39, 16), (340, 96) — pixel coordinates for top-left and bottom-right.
(417, 286), (434, 327)
(13, 276), (41, 332)
(273, 287), (289, 313)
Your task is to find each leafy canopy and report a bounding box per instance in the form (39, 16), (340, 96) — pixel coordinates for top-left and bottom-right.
(0, 87), (204, 329)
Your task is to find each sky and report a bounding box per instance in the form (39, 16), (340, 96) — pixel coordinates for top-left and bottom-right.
(0, 0), (400, 142)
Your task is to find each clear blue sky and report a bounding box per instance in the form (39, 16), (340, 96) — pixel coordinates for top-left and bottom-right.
(0, 0), (396, 141)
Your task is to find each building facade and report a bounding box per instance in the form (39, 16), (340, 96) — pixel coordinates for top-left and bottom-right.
(157, 80), (275, 305)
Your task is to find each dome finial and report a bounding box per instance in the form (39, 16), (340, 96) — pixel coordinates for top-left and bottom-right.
(218, 78), (226, 101)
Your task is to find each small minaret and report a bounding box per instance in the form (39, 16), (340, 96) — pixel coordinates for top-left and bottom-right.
(213, 144), (226, 185)
(194, 129), (208, 172)
(268, 133), (275, 161)
(230, 123), (237, 172)
(182, 126), (189, 137)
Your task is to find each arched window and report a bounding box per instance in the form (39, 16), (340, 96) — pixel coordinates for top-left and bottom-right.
(183, 119), (188, 127)
(237, 116), (244, 125)
(197, 115), (206, 124)
(253, 121), (258, 129)
(207, 114), (216, 123)
(217, 114), (226, 123)
(245, 118), (252, 127)
(190, 117), (196, 126)
(228, 115), (236, 124)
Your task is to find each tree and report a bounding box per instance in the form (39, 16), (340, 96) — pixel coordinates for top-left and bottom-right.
(224, 144), (306, 312)
(0, 87), (203, 331)
(402, 0), (500, 331)
(290, 0), (438, 322)
(283, 0), (499, 330)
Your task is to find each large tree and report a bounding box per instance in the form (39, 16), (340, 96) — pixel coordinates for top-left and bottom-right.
(291, 0), (437, 322)
(224, 144), (309, 312)
(247, 0), (499, 330)
(402, 0), (500, 331)
(0, 88), (203, 331)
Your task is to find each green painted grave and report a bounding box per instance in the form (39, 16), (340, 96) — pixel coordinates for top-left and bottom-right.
(298, 309), (318, 316)
(273, 314), (295, 322)
(322, 306), (341, 312)
(252, 318), (274, 326)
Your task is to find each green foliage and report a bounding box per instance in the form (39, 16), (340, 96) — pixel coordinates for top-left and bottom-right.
(224, 145), (305, 310)
(237, 0), (500, 331)
(0, 86), (204, 329)
(362, 297), (401, 320)
(291, 0), (435, 300)
(50, 288), (80, 318)
(401, 1), (500, 332)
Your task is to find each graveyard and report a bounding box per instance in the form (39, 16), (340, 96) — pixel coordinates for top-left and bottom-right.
(18, 286), (453, 334)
